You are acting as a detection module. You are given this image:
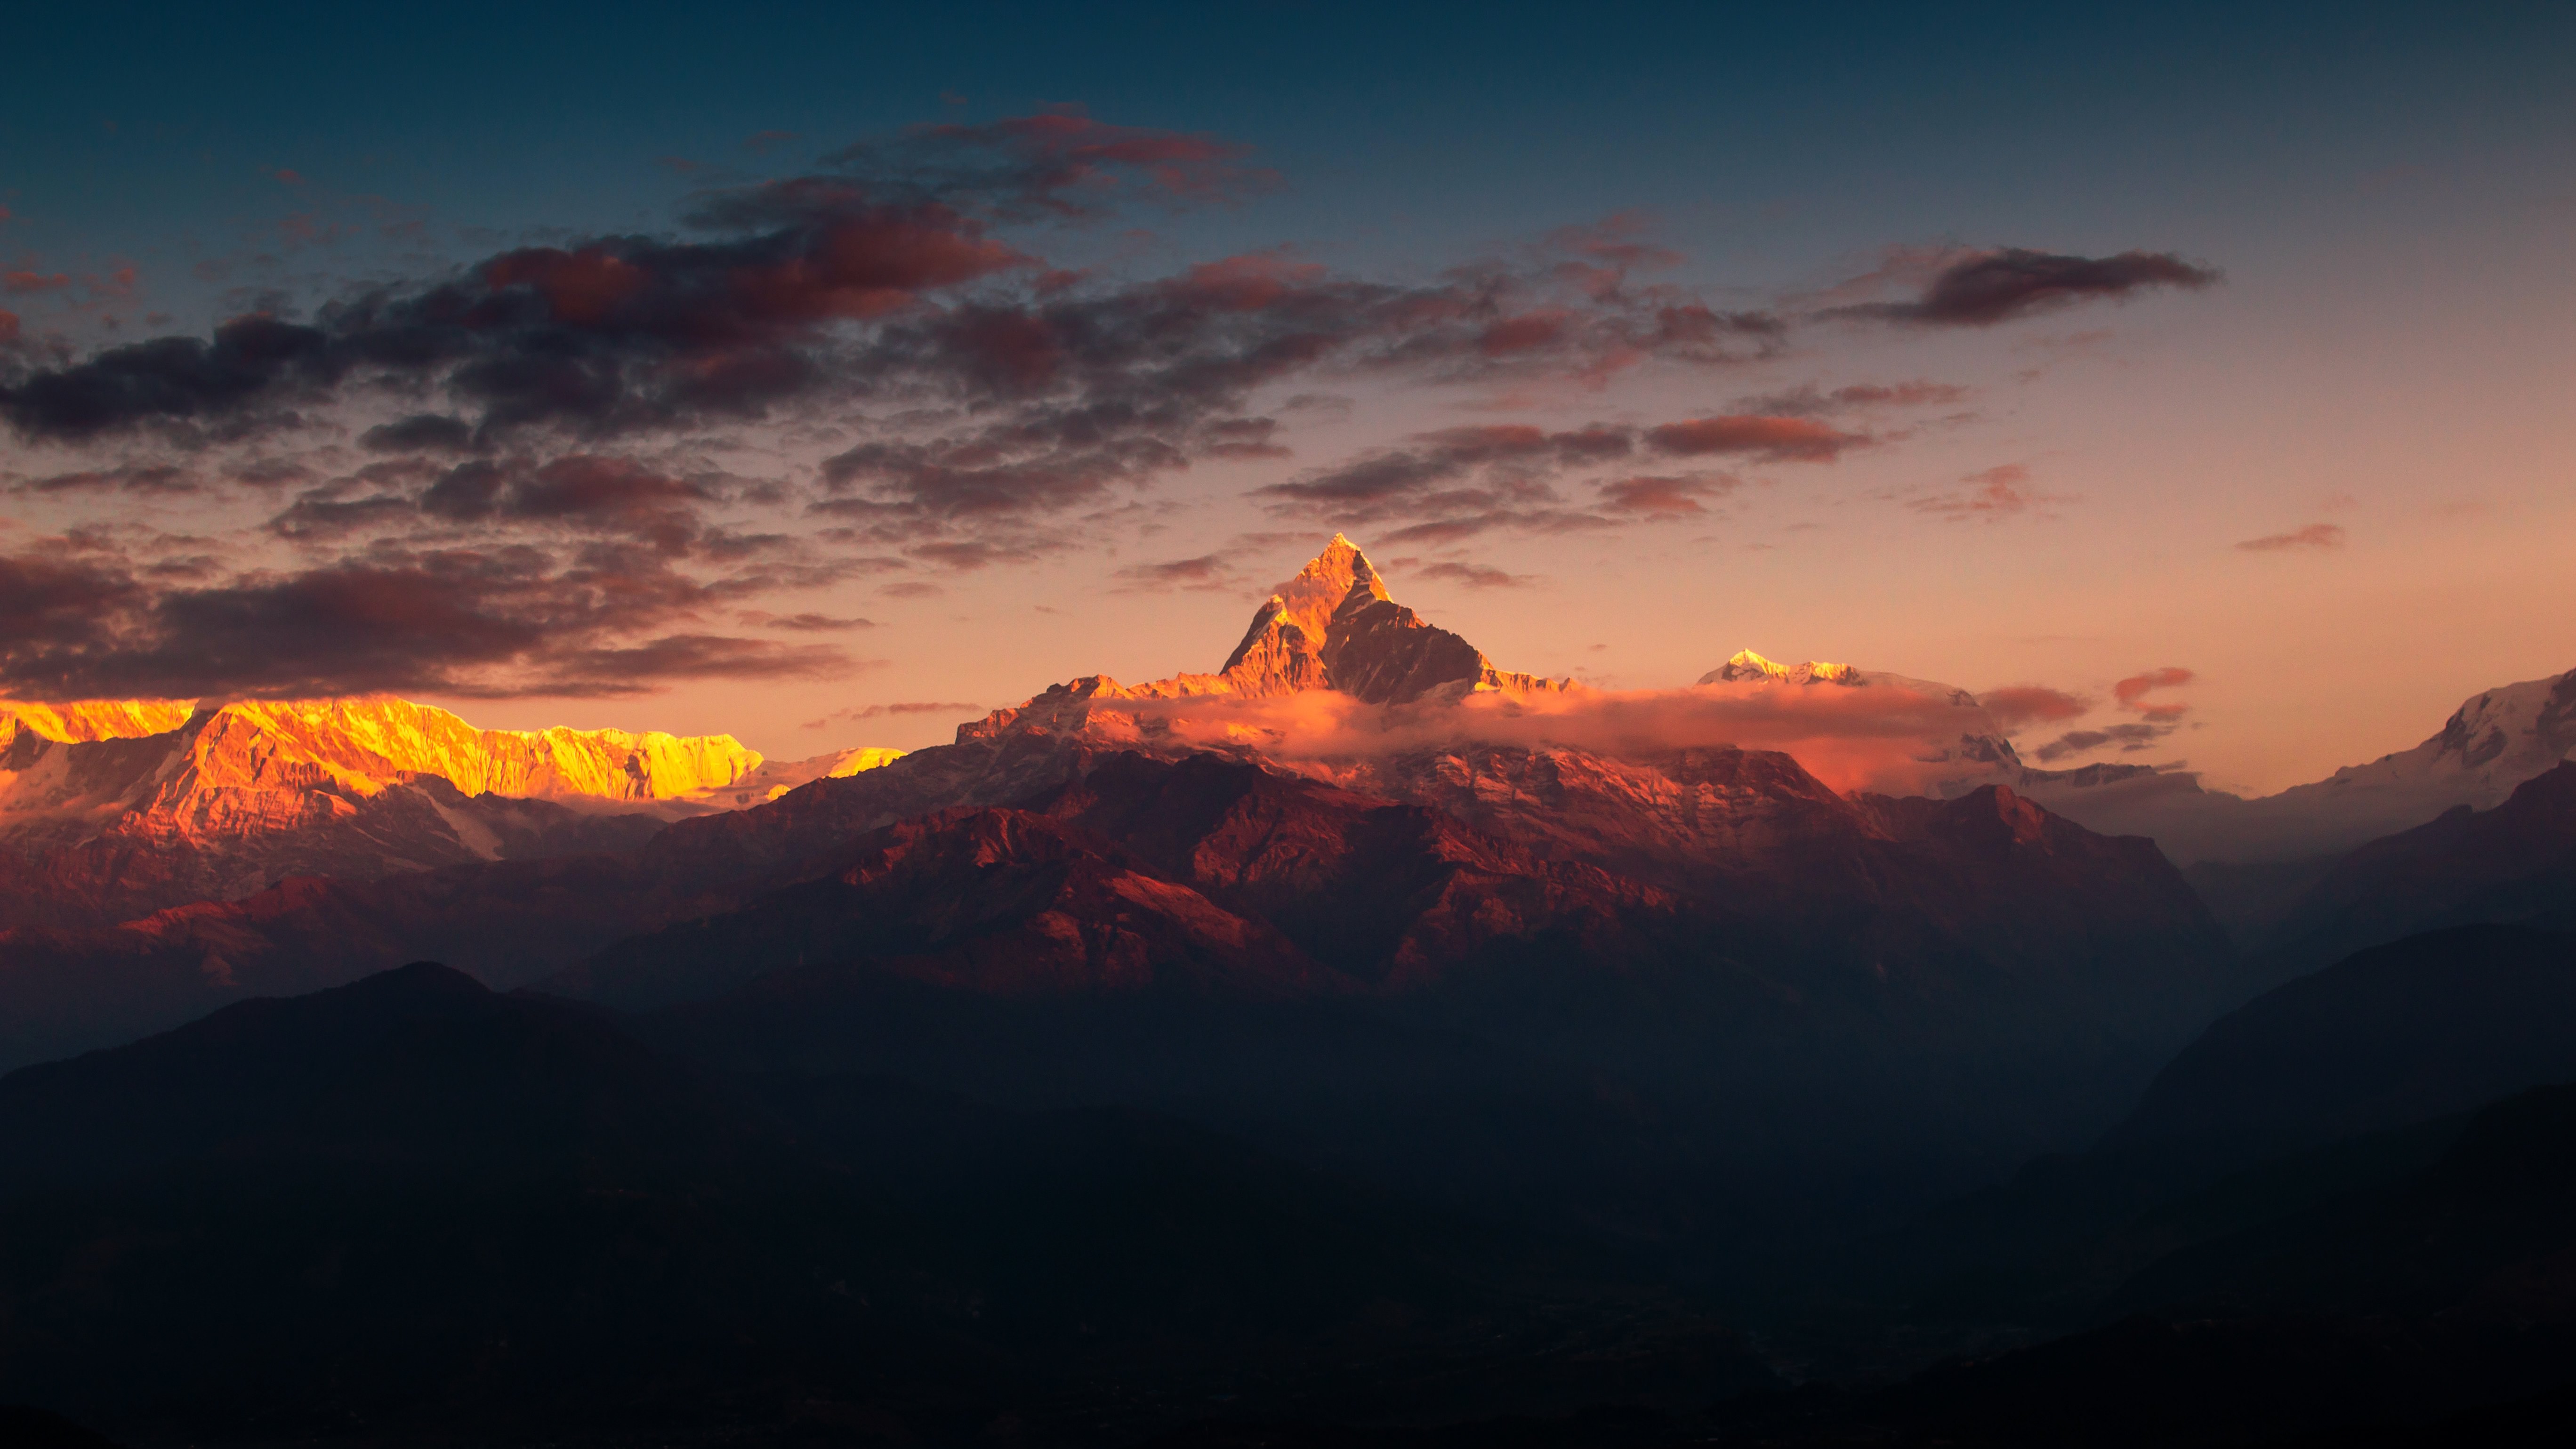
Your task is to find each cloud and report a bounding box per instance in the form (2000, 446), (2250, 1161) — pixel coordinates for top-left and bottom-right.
(360, 413), (478, 454)
(10, 463), (199, 496)
(1408, 561), (1529, 588)
(2034, 722), (2172, 763)
(2236, 523), (2346, 552)
(1731, 380), (1970, 416)
(806, 108), (1275, 222)
(1978, 684), (2091, 729)
(1644, 415), (1866, 462)
(800, 699), (983, 730)
(1091, 676), (2012, 795)
(0, 538), (853, 700)
(2112, 666), (2192, 718)
(1822, 248), (2220, 327)
(2027, 666), (2193, 762)
(1115, 554), (1235, 591)
(742, 611), (876, 631)
(1910, 463), (2055, 520)
(3, 270), (72, 296)
(1258, 424), (1630, 508)
(1595, 473), (1736, 516)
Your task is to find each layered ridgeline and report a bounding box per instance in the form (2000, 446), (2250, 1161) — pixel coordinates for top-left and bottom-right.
(0, 540), (2235, 1212)
(2019, 668), (2576, 867)
(0, 695), (900, 929)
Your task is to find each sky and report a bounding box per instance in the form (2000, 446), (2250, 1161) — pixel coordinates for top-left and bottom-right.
(1, 1), (2571, 794)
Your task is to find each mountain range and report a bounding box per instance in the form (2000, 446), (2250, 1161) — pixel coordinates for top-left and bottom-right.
(7, 536), (2576, 1445)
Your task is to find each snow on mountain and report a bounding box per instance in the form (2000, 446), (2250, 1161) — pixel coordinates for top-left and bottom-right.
(2022, 668), (2576, 865)
(1693, 648), (2031, 795)
(0, 696), (904, 928)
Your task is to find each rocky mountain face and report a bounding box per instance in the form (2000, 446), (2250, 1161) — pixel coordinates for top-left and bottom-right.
(1205, 533), (1575, 703)
(0, 695), (900, 929)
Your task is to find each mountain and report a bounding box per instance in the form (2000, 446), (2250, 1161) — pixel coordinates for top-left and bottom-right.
(2023, 666), (2576, 868)
(0, 694), (900, 929)
(1696, 648), (2032, 796)
(1847, 924), (2576, 1330)
(0, 962), (1770, 1445)
(0, 539), (2237, 1283)
(2255, 760), (2576, 967)
(1201, 532), (1575, 703)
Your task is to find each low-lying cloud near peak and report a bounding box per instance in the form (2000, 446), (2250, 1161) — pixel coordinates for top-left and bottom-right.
(1075, 676), (2012, 796)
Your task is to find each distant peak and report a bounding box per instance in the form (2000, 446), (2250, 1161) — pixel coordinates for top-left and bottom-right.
(1701, 651), (1863, 687)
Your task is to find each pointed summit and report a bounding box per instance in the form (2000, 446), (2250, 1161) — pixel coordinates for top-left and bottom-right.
(1215, 537), (1569, 704)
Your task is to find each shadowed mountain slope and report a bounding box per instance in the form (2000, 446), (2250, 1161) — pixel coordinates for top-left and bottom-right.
(0, 964), (1768, 1445)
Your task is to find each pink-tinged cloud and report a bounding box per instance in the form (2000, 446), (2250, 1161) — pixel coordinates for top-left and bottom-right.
(1099, 679), (2006, 796)
(0, 311), (17, 344)
(1912, 464), (2046, 520)
(1645, 415), (1865, 462)
(1979, 684), (2091, 729)
(2236, 523), (2346, 552)
(1596, 474), (1736, 515)
(1477, 309), (1575, 355)
(2113, 666), (2193, 722)
(2, 271), (72, 296)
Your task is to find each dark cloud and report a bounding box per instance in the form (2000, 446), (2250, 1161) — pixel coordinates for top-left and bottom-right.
(1256, 416), (1831, 541)
(1644, 415), (1867, 462)
(1732, 380), (1970, 416)
(1595, 473), (1736, 516)
(258, 453), (752, 562)
(745, 611), (876, 631)
(0, 549), (146, 662)
(0, 539), (850, 699)
(0, 314), (344, 443)
(361, 413), (478, 454)
(419, 455), (712, 554)
(800, 699), (982, 730)
(2028, 667), (2192, 761)
(2034, 722), (2173, 763)
(1823, 248), (2220, 327)
(1257, 425), (1631, 508)
(9, 463), (199, 496)
(2237, 523), (2345, 552)
(1114, 554), (1233, 591)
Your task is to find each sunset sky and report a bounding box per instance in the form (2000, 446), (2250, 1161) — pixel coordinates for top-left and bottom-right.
(3, 1), (2571, 795)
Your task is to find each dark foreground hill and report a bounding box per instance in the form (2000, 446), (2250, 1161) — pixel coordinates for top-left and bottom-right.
(0, 964), (1772, 1447)
(1842, 924), (2576, 1329)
